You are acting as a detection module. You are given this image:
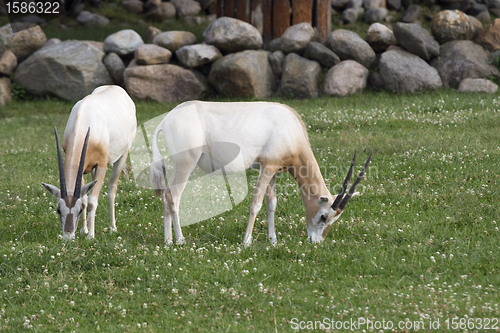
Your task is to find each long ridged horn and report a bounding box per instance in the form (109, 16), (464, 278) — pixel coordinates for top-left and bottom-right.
(54, 127), (67, 199)
(338, 151), (373, 211)
(331, 150), (357, 211)
(73, 128), (90, 198)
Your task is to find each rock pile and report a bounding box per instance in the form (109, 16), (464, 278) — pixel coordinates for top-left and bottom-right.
(1, 5), (500, 105)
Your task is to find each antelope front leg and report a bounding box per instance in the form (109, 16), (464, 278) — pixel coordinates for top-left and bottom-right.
(266, 174), (277, 244)
(243, 165), (279, 246)
(87, 166), (106, 239)
(108, 153), (128, 233)
(80, 193), (89, 235)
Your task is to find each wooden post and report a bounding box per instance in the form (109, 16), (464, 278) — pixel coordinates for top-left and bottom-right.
(292, 0), (313, 25)
(315, 0), (331, 41)
(224, 0), (235, 17)
(236, 0), (250, 22)
(273, 0), (291, 38)
(216, 0), (224, 17)
(262, 0), (273, 42)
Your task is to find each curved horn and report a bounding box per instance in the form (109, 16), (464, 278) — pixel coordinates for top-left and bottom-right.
(331, 150), (357, 211)
(54, 127), (67, 199)
(338, 151), (372, 211)
(73, 128), (90, 198)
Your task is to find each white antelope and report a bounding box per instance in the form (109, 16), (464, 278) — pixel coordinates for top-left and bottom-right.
(42, 85), (137, 239)
(151, 101), (371, 245)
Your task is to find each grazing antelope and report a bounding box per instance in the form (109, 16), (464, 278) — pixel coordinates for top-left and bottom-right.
(42, 85), (137, 239)
(151, 101), (371, 245)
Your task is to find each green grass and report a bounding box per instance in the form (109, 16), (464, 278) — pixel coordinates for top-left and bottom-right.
(1, 91), (500, 332)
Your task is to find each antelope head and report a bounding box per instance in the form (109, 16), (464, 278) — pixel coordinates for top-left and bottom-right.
(307, 151), (372, 243)
(42, 127), (96, 240)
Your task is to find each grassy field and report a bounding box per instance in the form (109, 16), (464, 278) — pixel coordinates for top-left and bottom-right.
(1, 90), (499, 332)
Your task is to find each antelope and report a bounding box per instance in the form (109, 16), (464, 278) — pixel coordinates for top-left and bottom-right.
(150, 101), (371, 245)
(42, 85), (137, 240)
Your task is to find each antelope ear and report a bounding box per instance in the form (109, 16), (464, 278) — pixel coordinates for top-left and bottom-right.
(80, 180), (97, 197)
(318, 196), (329, 206)
(42, 183), (60, 199)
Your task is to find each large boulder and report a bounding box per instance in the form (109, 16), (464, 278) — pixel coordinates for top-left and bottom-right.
(366, 23), (397, 53)
(325, 29), (376, 68)
(175, 44), (222, 68)
(170, 0), (201, 16)
(153, 31), (197, 52)
(393, 22), (440, 60)
(323, 60), (369, 97)
(208, 50), (276, 98)
(103, 29), (144, 56)
(431, 40), (500, 88)
(134, 44), (172, 65)
(146, 2), (176, 21)
(280, 22), (316, 54)
(14, 40), (113, 101)
(0, 50), (17, 76)
(103, 52), (126, 86)
(431, 10), (473, 44)
(203, 17), (263, 53)
(458, 78), (498, 93)
(379, 49), (442, 93)
(364, 8), (388, 24)
(0, 23), (46, 62)
(124, 64), (207, 102)
(76, 11), (110, 27)
(269, 50), (285, 77)
(304, 41), (340, 68)
(476, 18), (500, 51)
(401, 4), (422, 23)
(279, 53), (321, 99)
(122, 0), (144, 13)
(0, 77), (11, 107)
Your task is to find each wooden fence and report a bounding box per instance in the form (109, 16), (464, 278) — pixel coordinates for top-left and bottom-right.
(215, 0), (332, 42)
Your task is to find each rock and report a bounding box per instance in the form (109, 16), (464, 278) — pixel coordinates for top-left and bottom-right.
(124, 64), (207, 102)
(0, 77), (11, 106)
(176, 44), (222, 68)
(0, 50), (17, 76)
(364, 8), (388, 23)
(476, 18), (500, 51)
(467, 0), (488, 16)
(347, 0), (363, 9)
(77, 11), (110, 27)
(379, 49), (442, 93)
(198, 0), (216, 9)
(343, 8), (362, 24)
(147, 26), (162, 44)
(458, 78), (498, 93)
(393, 22), (439, 60)
(431, 40), (500, 88)
(368, 71), (385, 90)
(325, 29), (376, 68)
(269, 50), (285, 77)
(475, 10), (490, 23)
(267, 38), (282, 52)
(83, 41), (104, 52)
(14, 40), (113, 101)
(332, 0), (351, 10)
(366, 23), (397, 53)
(12, 14), (46, 25)
(0, 23), (46, 62)
(324, 60), (369, 97)
(467, 15), (483, 40)
(280, 23), (316, 54)
(44, 38), (61, 48)
(146, 2), (176, 21)
(402, 4), (422, 23)
(304, 41), (340, 68)
(279, 53), (321, 98)
(208, 50), (276, 98)
(103, 52), (126, 86)
(170, 0), (201, 16)
(134, 44), (171, 66)
(203, 17), (263, 53)
(103, 29), (144, 56)
(431, 10), (472, 44)
(153, 31), (197, 52)
(122, 0), (144, 13)
(364, 0), (384, 10)
(387, 0), (402, 10)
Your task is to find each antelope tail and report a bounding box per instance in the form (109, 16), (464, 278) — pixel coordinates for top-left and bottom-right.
(150, 126), (167, 197)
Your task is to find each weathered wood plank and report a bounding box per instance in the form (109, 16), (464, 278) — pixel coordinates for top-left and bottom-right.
(273, 0), (291, 38)
(262, 0), (273, 41)
(216, 0), (224, 17)
(292, 0), (312, 25)
(315, 0), (331, 41)
(236, 0), (250, 22)
(224, 0), (235, 17)
(251, 0), (264, 34)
